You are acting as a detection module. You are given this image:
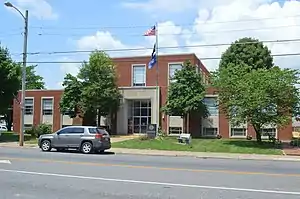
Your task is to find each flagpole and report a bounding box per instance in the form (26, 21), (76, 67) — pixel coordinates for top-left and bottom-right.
(155, 22), (159, 134)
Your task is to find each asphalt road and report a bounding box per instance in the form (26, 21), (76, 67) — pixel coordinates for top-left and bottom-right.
(1, 147), (300, 199)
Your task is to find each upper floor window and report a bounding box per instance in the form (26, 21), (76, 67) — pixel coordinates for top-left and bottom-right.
(132, 65), (146, 87)
(42, 98), (53, 115)
(203, 97), (218, 116)
(24, 98), (34, 115)
(169, 63), (182, 83)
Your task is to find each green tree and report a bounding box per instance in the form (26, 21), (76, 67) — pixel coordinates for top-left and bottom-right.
(60, 73), (83, 118)
(60, 51), (122, 131)
(162, 61), (208, 134)
(213, 37), (300, 142)
(0, 44), (45, 131)
(25, 65), (45, 89)
(0, 46), (20, 116)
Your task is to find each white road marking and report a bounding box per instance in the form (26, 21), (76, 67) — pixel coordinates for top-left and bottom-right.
(0, 169), (299, 196)
(0, 160), (11, 164)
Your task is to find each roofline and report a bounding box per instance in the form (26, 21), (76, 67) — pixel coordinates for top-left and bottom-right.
(19, 89), (64, 92)
(111, 52), (197, 60)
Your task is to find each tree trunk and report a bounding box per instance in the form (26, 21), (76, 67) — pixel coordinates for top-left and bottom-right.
(5, 111), (13, 132)
(97, 109), (101, 127)
(253, 125), (262, 143)
(82, 110), (96, 126)
(187, 113), (190, 134)
(110, 112), (117, 135)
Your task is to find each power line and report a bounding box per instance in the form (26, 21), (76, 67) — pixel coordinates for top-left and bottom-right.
(3, 38), (300, 57)
(28, 13), (300, 30)
(18, 53), (300, 64)
(26, 24), (300, 38)
(12, 38), (300, 56)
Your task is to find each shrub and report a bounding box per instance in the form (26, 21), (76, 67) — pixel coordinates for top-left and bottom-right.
(36, 123), (52, 137)
(25, 123), (52, 138)
(0, 132), (31, 142)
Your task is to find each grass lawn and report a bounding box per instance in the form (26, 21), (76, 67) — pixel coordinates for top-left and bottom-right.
(25, 138), (38, 145)
(112, 137), (283, 155)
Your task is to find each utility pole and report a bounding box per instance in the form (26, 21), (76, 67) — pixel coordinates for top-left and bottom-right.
(5, 2), (29, 146)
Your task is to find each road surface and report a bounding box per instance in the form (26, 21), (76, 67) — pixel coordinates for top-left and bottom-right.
(1, 147), (300, 199)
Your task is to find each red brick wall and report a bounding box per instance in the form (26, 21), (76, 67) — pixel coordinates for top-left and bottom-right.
(113, 54), (200, 133)
(12, 53), (292, 140)
(13, 90), (63, 133)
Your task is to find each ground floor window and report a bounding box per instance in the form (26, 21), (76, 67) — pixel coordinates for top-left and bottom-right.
(24, 124), (33, 130)
(203, 128), (218, 136)
(293, 127), (300, 132)
(169, 127), (182, 134)
(262, 128), (277, 138)
(230, 128), (247, 137)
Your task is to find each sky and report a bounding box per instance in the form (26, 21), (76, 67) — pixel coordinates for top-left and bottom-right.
(1, 0), (300, 89)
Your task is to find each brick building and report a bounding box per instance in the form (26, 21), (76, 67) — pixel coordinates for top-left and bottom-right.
(13, 53), (292, 140)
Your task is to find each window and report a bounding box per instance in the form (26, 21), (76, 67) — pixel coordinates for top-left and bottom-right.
(169, 127), (182, 134)
(71, 128), (84, 134)
(262, 128), (276, 138)
(24, 98), (34, 115)
(89, 127), (109, 135)
(169, 63), (182, 83)
(203, 128), (218, 136)
(132, 65), (146, 87)
(230, 128), (247, 137)
(24, 124), (33, 130)
(203, 97), (218, 116)
(42, 98), (53, 115)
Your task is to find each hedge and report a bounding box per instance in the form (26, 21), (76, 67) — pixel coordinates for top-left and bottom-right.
(0, 131), (32, 142)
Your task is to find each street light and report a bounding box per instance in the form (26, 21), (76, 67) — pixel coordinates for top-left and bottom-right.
(5, 1), (28, 147)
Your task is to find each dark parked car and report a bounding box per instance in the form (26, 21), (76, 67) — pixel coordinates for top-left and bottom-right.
(38, 126), (111, 154)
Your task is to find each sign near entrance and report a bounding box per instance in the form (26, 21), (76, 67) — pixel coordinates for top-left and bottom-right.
(147, 124), (157, 139)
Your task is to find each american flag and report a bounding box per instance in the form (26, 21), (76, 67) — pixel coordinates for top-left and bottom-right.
(144, 25), (156, 36)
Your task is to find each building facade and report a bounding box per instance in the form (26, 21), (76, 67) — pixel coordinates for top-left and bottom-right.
(13, 53), (293, 140)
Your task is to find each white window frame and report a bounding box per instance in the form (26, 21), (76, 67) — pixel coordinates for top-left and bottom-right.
(41, 97), (54, 116)
(202, 127), (218, 137)
(230, 127), (247, 138)
(261, 127), (277, 139)
(24, 97), (34, 115)
(131, 64), (146, 87)
(203, 96), (219, 116)
(168, 62), (183, 85)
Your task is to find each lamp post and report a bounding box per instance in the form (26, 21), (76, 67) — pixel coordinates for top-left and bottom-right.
(5, 2), (28, 146)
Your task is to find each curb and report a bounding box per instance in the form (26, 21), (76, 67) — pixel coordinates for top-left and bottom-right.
(2, 144), (300, 162)
(111, 149), (300, 162)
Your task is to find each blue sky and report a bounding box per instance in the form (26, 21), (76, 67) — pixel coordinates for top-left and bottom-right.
(1, 0), (300, 89)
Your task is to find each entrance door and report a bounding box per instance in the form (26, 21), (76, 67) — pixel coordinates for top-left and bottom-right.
(128, 100), (152, 134)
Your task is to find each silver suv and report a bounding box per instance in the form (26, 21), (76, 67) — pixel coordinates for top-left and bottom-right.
(38, 126), (111, 154)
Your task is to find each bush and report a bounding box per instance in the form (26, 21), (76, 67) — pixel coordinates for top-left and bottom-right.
(0, 131), (31, 142)
(25, 123), (52, 138)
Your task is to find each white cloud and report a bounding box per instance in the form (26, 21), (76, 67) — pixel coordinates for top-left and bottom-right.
(11, 0), (58, 20)
(77, 31), (149, 57)
(76, 21), (184, 58)
(59, 57), (80, 76)
(75, 0), (300, 73)
(183, 0), (300, 71)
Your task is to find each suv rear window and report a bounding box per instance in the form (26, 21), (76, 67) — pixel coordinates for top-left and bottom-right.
(88, 128), (108, 135)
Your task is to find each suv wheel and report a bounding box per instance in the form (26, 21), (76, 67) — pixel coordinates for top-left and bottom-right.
(81, 142), (93, 154)
(41, 140), (52, 152)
